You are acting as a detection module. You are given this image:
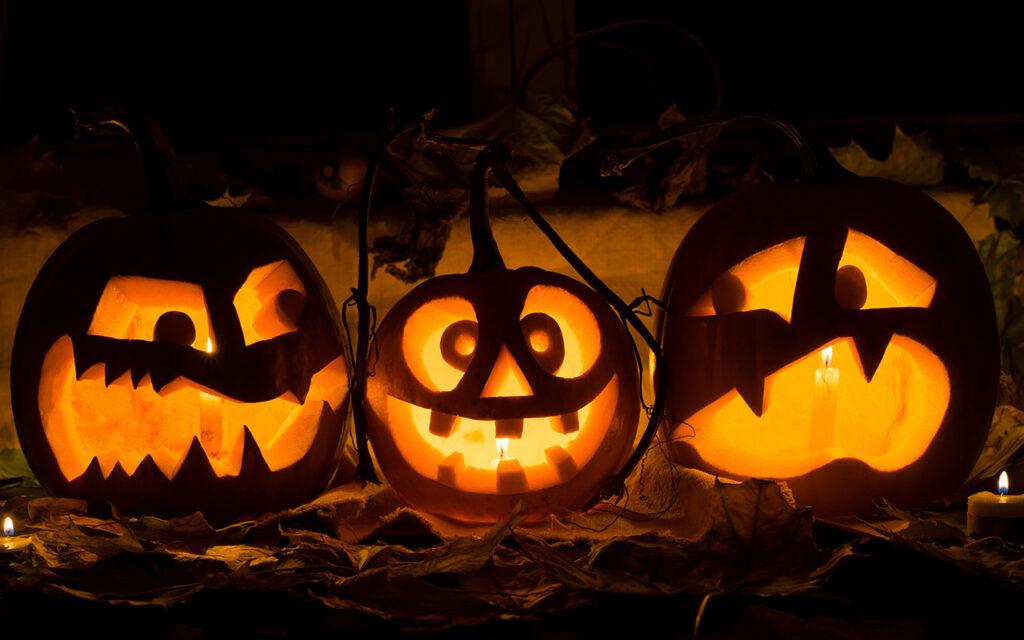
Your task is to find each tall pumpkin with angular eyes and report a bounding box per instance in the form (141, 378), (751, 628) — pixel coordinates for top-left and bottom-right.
(658, 177), (999, 515)
(11, 208), (349, 523)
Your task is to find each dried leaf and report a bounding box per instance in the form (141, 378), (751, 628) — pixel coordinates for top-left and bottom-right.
(0, 448), (39, 485)
(967, 405), (1024, 485)
(873, 501), (967, 544)
(374, 94), (592, 283)
(687, 479), (821, 592)
(829, 126), (945, 186)
(204, 187), (254, 208)
(978, 230), (1024, 379)
(614, 103), (721, 213)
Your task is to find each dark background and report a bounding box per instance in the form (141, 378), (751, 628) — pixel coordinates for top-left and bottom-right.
(1, 3), (1022, 144)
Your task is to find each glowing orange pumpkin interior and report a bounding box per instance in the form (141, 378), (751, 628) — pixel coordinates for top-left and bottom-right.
(37, 260), (348, 482)
(381, 285), (621, 495)
(669, 229), (950, 478)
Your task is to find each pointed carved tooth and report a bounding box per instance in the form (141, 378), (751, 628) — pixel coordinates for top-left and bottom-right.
(496, 458), (528, 494)
(77, 362), (105, 382)
(149, 369), (180, 393)
(551, 412), (579, 434)
(238, 426), (271, 479)
(104, 359), (132, 387)
(130, 367), (147, 389)
(76, 456), (105, 484)
(437, 452), (465, 487)
(544, 446), (579, 482)
(105, 460), (130, 483)
(290, 377), (311, 405)
(496, 418), (524, 439)
(97, 448), (126, 477)
(851, 330), (894, 383)
(177, 436), (217, 481)
(735, 372), (766, 417)
(277, 390), (301, 405)
(72, 348), (101, 381)
(132, 454), (166, 484)
(429, 410), (460, 437)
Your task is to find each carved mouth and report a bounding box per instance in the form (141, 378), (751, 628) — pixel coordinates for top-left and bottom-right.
(382, 376), (620, 494)
(37, 335), (348, 481)
(670, 335), (950, 478)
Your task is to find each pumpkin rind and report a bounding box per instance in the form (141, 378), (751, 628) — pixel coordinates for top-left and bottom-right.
(658, 177), (999, 515)
(11, 208), (349, 524)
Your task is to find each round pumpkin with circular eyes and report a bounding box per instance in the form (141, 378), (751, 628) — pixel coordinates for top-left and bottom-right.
(658, 177), (999, 515)
(11, 208), (350, 524)
(365, 266), (640, 523)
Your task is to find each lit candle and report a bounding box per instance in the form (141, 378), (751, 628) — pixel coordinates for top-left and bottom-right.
(809, 345), (839, 450)
(1, 516), (32, 553)
(967, 471), (1024, 540)
(495, 437), (509, 461)
(199, 337), (223, 455)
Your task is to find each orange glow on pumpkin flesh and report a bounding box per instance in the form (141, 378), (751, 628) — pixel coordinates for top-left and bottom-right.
(658, 178), (998, 515)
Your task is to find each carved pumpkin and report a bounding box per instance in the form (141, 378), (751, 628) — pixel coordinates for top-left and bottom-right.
(658, 177), (999, 515)
(11, 208), (349, 523)
(365, 266), (640, 523)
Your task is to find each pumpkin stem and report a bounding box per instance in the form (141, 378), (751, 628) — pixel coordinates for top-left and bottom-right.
(468, 145), (509, 272)
(487, 155), (668, 505)
(71, 98), (194, 209)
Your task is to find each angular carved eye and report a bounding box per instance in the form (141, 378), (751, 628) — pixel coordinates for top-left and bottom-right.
(836, 230), (935, 310)
(521, 313), (565, 374)
(87, 276), (213, 351)
(688, 237), (806, 323)
(439, 319), (478, 371)
(153, 311), (196, 346)
(233, 261), (308, 346)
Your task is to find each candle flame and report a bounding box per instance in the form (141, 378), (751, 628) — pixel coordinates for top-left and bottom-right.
(496, 438), (509, 460)
(999, 470), (1010, 496)
(205, 337), (213, 354)
(3, 517), (13, 537)
(821, 346), (833, 369)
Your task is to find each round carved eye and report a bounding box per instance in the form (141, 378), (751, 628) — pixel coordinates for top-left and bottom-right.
(153, 311), (196, 346)
(275, 288), (307, 330)
(521, 313), (565, 374)
(440, 320), (478, 371)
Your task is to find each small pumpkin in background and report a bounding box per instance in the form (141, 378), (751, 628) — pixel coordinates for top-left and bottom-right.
(315, 149), (368, 205)
(657, 176), (999, 515)
(11, 107), (350, 524)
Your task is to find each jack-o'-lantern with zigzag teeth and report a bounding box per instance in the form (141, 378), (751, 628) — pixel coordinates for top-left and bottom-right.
(11, 208), (349, 523)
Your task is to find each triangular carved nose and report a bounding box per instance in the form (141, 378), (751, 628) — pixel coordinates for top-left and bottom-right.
(481, 347), (533, 398)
